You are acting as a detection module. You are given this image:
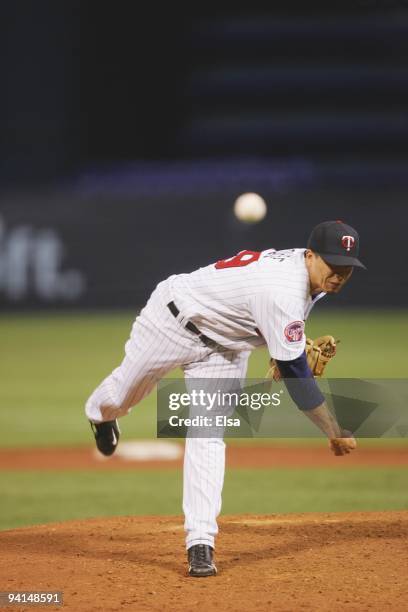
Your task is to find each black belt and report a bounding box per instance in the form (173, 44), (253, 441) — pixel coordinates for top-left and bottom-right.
(167, 301), (218, 349)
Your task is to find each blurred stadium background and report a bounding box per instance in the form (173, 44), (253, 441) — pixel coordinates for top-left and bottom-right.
(0, 0), (407, 530)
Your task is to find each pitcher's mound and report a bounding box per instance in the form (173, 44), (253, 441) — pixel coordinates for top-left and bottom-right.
(1, 511), (407, 611)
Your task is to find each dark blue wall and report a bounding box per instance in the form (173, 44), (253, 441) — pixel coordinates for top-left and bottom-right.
(0, 162), (405, 310)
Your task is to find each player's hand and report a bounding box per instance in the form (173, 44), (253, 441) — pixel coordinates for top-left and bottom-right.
(329, 430), (357, 456)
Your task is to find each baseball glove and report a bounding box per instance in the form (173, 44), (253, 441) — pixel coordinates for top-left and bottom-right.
(266, 335), (339, 381)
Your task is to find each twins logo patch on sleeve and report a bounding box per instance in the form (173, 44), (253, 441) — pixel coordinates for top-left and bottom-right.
(284, 320), (305, 343)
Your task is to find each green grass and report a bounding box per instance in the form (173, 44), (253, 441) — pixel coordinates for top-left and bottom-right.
(0, 309), (407, 447)
(0, 467), (407, 531)
(1, 311), (406, 533)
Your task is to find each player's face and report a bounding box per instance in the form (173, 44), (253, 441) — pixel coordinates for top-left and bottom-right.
(320, 259), (353, 293)
(306, 251), (353, 294)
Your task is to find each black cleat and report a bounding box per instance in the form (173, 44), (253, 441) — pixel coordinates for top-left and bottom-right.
(187, 544), (217, 577)
(90, 419), (120, 456)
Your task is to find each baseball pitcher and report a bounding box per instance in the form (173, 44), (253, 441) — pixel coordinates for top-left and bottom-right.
(85, 220), (365, 577)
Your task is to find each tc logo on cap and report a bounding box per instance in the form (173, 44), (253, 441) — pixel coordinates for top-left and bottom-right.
(341, 235), (355, 252)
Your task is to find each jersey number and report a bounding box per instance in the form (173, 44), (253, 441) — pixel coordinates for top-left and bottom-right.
(215, 250), (261, 269)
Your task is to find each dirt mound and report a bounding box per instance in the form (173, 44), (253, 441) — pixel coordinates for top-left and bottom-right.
(1, 512), (407, 611)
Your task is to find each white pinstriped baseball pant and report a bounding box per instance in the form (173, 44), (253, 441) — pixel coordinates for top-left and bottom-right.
(85, 279), (250, 549)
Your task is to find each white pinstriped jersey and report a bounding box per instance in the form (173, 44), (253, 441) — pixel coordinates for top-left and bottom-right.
(86, 247), (326, 550)
(168, 248), (326, 359)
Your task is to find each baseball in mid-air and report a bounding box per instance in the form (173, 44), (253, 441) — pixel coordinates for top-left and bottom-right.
(233, 192), (267, 223)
